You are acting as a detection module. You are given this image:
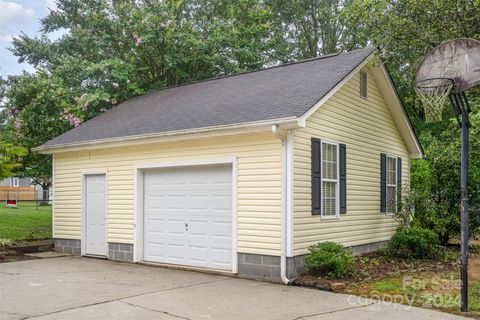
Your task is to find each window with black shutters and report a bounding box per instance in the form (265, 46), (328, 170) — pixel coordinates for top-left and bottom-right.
(312, 138), (347, 217)
(321, 141), (339, 218)
(380, 153), (402, 214)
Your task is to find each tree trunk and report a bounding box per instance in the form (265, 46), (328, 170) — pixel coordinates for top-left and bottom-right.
(39, 183), (50, 205)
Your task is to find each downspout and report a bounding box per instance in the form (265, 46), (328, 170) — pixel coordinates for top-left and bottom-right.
(272, 125), (293, 284)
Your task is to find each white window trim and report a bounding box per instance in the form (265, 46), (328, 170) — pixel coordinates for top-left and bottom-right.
(385, 155), (398, 215)
(320, 140), (340, 219)
(11, 177), (19, 188)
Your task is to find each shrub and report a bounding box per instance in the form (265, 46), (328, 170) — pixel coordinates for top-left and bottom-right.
(388, 227), (444, 259)
(304, 242), (353, 278)
(470, 244), (480, 255)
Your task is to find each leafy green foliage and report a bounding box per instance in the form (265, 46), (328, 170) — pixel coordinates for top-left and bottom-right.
(304, 241), (354, 278)
(267, 0), (362, 60)
(470, 244), (480, 255)
(373, 279), (403, 292)
(1, 0), (280, 186)
(402, 109), (480, 243)
(470, 282), (480, 312)
(344, 0), (480, 116)
(345, 0), (480, 241)
(388, 227), (444, 259)
(1, 0), (480, 243)
(0, 143), (28, 180)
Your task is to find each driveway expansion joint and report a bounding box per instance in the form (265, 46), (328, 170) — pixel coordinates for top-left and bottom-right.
(21, 277), (233, 319)
(120, 300), (191, 320)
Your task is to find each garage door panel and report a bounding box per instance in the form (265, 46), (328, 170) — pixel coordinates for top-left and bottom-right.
(144, 164), (233, 270)
(146, 216), (186, 235)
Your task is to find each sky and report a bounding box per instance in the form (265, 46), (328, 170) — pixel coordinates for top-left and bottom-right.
(0, 0), (61, 77)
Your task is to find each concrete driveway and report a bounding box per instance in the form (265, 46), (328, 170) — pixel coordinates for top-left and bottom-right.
(0, 256), (467, 320)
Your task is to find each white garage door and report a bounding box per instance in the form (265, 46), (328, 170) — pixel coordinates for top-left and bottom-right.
(143, 164), (233, 270)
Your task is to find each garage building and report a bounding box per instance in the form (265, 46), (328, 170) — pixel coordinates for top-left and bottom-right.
(35, 48), (423, 281)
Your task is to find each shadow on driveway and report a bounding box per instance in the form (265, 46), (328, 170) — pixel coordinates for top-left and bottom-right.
(0, 257), (468, 319)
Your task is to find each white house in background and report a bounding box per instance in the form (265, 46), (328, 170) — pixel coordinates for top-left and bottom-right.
(0, 177), (33, 188)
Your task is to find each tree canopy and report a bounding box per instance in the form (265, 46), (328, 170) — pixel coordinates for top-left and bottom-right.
(0, 0), (479, 239)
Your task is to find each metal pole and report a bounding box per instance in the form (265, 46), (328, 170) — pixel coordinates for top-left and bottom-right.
(460, 112), (469, 312)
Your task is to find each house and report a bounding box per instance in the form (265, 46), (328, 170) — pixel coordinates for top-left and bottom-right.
(0, 177), (32, 188)
(34, 47), (422, 282)
(0, 177), (36, 201)
(0, 177), (53, 202)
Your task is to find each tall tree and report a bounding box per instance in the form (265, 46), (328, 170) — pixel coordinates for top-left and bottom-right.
(2, 0), (278, 190)
(268, 0), (363, 60)
(0, 72), (72, 198)
(0, 143), (27, 180)
(344, 0), (480, 239)
(345, 0), (480, 116)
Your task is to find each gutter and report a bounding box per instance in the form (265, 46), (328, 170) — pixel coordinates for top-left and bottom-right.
(33, 117), (300, 154)
(272, 125), (293, 285)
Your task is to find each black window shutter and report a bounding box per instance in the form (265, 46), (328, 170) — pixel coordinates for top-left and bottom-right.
(397, 157), (402, 213)
(380, 153), (387, 212)
(339, 144), (347, 214)
(311, 138), (321, 215)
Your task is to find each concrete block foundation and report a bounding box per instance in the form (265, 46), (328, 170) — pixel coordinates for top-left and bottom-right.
(54, 238), (388, 281)
(108, 243), (134, 262)
(54, 239), (81, 255)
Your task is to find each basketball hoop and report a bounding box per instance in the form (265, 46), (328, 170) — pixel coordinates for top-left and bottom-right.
(414, 77), (454, 123)
(414, 38), (480, 312)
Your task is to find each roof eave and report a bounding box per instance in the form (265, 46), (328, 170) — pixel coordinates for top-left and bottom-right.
(373, 64), (424, 159)
(33, 117), (301, 154)
(298, 50), (423, 159)
(297, 50), (375, 126)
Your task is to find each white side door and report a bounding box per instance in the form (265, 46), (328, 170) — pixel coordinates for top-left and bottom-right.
(85, 174), (107, 256)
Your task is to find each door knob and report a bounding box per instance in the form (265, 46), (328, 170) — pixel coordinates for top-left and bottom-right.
(185, 223), (189, 231)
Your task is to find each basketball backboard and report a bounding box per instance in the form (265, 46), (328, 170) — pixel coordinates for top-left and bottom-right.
(415, 38), (480, 93)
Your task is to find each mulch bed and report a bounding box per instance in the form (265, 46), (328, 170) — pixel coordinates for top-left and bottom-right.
(0, 253), (40, 263)
(293, 248), (480, 318)
(0, 240), (53, 263)
(293, 250), (459, 291)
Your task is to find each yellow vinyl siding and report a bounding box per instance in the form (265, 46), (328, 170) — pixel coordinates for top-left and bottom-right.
(53, 133), (282, 256)
(293, 67), (410, 255)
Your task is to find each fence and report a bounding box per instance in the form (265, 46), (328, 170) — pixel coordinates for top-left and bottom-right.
(0, 186), (37, 201)
(0, 190), (52, 242)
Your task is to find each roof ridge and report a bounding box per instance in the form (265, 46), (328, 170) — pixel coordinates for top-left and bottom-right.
(38, 46), (377, 150)
(143, 47), (372, 95)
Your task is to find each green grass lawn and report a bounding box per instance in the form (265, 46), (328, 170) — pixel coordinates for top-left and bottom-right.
(0, 202), (52, 241)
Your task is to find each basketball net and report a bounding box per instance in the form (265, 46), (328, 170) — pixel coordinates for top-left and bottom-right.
(414, 78), (454, 123)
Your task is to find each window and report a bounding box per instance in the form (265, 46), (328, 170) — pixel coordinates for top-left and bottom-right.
(11, 177), (19, 188)
(386, 156), (397, 214)
(360, 70), (368, 99)
(321, 142), (339, 218)
(312, 139), (346, 217)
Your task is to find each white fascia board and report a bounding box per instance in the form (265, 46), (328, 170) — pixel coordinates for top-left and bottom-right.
(34, 117), (300, 154)
(297, 52), (374, 126)
(371, 64), (423, 159)
(297, 51), (423, 160)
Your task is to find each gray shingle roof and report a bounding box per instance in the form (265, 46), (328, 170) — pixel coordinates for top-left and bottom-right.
(40, 47), (374, 149)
